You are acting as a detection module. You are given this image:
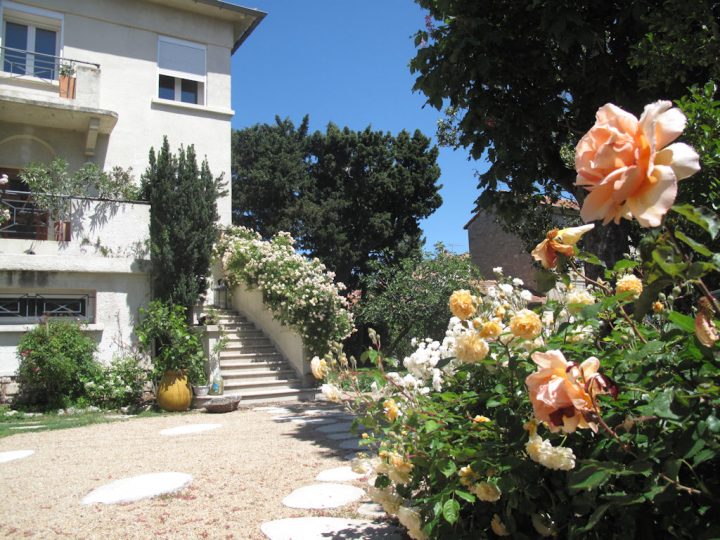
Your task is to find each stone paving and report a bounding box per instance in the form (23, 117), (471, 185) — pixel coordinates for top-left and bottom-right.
(0, 402), (399, 538)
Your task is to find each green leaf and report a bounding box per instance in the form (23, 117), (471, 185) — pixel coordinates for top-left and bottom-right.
(439, 459), (457, 478)
(576, 503), (610, 532)
(652, 247), (687, 277)
(455, 489), (476, 503)
(569, 463), (612, 490)
(576, 251), (606, 267)
(674, 230), (712, 256)
(442, 498), (460, 524)
(668, 311), (696, 333)
(672, 204), (720, 239)
(425, 419), (442, 433)
(650, 389), (680, 420)
(612, 259), (640, 272)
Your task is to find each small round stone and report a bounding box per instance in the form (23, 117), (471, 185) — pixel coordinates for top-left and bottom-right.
(159, 424), (221, 436)
(282, 483), (365, 509)
(81, 472), (192, 505)
(0, 450), (34, 464)
(261, 517), (401, 540)
(357, 502), (387, 518)
(316, 466), (364, 482)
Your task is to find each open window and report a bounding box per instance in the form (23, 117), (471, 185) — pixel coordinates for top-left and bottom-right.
(157, 36), (206, 105)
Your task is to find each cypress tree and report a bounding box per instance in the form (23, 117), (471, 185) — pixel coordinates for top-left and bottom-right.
(142, 137), (222, 319)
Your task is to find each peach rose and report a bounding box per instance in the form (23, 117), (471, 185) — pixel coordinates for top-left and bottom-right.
(455, 333), (490, 363)
(615, 274), (643, 299)
(525, 350), (613, 433)
(575, 101), (700, 227)
(695, 297), (718, 348)
(531, 224), (595, 269)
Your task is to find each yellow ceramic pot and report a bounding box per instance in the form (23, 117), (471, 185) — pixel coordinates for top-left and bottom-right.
(156, 370), (192, 412)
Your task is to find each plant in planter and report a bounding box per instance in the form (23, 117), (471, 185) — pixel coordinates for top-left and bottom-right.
(137, 300), (206, 411)
(58, 63), (76, 99)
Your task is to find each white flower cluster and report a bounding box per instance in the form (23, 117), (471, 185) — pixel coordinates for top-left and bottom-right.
(217, 227), (355, 356)
(0, 207), (10, 224)
(525, 433), (576, 471)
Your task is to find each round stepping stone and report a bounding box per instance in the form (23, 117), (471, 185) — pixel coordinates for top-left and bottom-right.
(0, 450), (34, 464)
(315, 421), (354, 434)
(290, 417), (328, 425)
(282, 483), (365, 509)
(10, 425), (44, 430)
(261, 517), (401, 540)
(316, 466), (364, 482)
(339, 438), (362, 451)
(260, 407), (292, 415)
(357, 502), (387, 518)
(327, 432), (356, 441)
(81, 472), (192, 505)
(159, 424), (221, 436)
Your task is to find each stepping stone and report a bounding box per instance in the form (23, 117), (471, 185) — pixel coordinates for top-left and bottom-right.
(271, 415), (312, 422)
(282, 483), (365, 509)
(290, 417), (328, 425)
(9, 425), (44, 430)
(159, 424), (222, 436)
(261, 517), (401, 540)
(357, 502), (387, 518)
(81, 472), (192, 505)
(259, 407), (292, 415)
(343, 452), (360, 461)
(105, 415), (133, 420)
(0, 450), (34, 464)
(327, 432), (356, 441)
(315, 421), (354, 433)
(339, 438), (362, 451)
(316, 466), (365, 482)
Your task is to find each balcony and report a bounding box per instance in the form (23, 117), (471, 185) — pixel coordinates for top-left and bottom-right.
(0, 47), (117, 157)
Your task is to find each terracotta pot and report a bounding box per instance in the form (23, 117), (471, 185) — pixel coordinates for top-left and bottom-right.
(59, 75), (76, 99)
(156, 370), (192, 412)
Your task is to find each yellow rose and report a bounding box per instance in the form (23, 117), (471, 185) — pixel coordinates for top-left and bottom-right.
(509, 309), (542, 340)
(616, 274), (643, 299)
(491, 514), (510, 536)
(473, 481), (502, 502)
(455, 333), (490, 363)
(479, 319), (503, 339)
(310, 356), (328, 380)
(473, 415), (491, 423)
(384, 399), (400, 422)
(449, 289), (476, 320)
(652, 301), (664, 314)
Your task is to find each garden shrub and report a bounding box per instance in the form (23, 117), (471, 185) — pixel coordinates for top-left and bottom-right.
(137, 300), (206, 385)
(321, 100), (720, 539)
(216, 226), (355, 358)
(16, 320), (100, 409)
(83, 354), (149, 409)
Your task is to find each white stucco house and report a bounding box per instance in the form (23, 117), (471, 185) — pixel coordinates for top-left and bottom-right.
(0, 0), (265, 378)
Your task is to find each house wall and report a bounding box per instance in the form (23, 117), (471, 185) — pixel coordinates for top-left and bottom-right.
(0, 0), (236, 223)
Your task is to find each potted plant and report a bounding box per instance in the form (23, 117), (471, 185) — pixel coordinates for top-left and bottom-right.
(137, 301), (206, 411)
(59, 63), (76, 99)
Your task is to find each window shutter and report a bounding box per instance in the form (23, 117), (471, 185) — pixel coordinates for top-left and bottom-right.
(158, 38), (205, 81)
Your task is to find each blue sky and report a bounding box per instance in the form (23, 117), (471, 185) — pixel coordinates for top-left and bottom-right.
(230, 1), (487, 253)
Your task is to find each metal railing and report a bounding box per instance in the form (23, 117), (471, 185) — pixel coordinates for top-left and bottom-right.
(0, 189), (67, 241)
(0, 46), (99, 82)
(0, 293), (91, 320)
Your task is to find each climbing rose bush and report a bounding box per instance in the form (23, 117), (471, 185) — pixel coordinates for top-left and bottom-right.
(322, 101), (719, 539)
(216, 226), (354, 358)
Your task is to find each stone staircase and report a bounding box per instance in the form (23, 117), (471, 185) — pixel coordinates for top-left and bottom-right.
(194, 309), (317, 406)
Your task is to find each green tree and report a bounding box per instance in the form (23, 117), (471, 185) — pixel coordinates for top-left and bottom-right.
(356, 244), (483, 359)
(232, 118), (442, 290)
(142, 138), (222, 318)
(411, 0), (720, 265)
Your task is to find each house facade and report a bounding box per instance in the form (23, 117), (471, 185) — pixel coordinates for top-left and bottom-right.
(0, 0), (264, 378)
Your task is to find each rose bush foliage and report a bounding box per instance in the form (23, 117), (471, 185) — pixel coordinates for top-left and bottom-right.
(321, 102), (719, 539)
(216, 226), (354, 357)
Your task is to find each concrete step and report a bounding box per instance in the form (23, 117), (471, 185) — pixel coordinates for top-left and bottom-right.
(220, 346), (277, 356)
(239, 387), (318, 405)
(224, 331), (265, 339)
(219, 358), (286, 370)
(224, 378), (304, 392)
(224, 337), (273, 348)
(221, 368), (297, 380)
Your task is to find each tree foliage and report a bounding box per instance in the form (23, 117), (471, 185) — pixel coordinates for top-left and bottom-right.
(232, 117), (442, 290)
(411, 0), (720, 263)
(142, 138), (222, 317)
(356, 244), (483, 359)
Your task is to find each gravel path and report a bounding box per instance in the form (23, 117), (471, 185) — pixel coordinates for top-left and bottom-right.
(0, 403), (377, 539)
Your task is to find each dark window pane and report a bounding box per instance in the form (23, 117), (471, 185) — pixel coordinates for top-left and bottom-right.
(4, 22), (28, 74)
(34, 28), (57, 79)
(159, 75), (175, 100)
(180, 79), (198, 104)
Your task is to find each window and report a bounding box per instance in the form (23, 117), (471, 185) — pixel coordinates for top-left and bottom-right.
(0, 294), (91, 322)
(157, 36), (206, 105)
(1, 3), (62, 79)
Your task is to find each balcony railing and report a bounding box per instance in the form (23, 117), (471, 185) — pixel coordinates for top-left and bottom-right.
(0, 189), (69, 241)
(0, 46), (99, 83)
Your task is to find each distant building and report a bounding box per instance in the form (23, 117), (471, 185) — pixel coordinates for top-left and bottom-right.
(0, 0), (265, 377)
(464, 198), (579, 290)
